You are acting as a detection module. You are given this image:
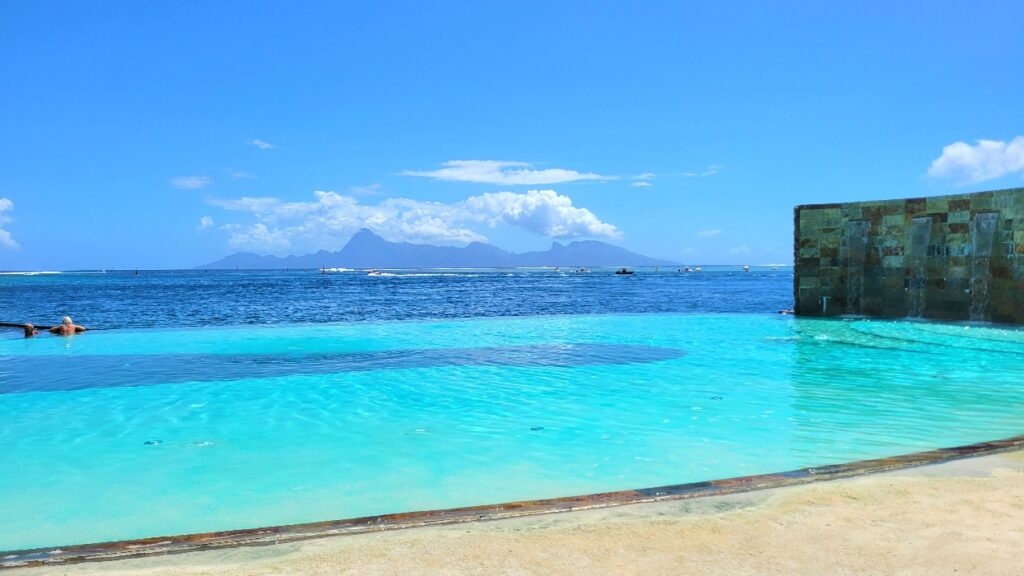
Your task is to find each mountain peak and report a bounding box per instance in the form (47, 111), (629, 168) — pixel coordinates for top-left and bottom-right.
(343, 228), (388, 248)
(350, 228), (383, 240)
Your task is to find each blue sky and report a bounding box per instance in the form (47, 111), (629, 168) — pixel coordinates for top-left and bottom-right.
(1, 1), (1022, 269)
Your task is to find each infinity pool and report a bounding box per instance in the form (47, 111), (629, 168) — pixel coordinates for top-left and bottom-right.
(1, 314), (1023, 551)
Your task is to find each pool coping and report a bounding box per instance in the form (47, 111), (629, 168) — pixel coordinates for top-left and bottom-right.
(3, 434), (1023, 569)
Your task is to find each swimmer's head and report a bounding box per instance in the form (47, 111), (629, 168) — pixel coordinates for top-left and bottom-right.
(62, 316), (72, 325)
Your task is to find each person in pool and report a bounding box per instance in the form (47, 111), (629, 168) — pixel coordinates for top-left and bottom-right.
(23, 323), (38, 338)
(49, 316), (87, 336)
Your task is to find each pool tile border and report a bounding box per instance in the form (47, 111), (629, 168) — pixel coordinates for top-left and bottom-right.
(3, 434), (1023, 569)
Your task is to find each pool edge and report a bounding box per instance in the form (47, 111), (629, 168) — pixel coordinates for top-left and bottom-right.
(4, 434), (1023, 569)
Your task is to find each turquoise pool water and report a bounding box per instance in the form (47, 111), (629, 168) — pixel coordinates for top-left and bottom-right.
(1, 313), (1023, 551)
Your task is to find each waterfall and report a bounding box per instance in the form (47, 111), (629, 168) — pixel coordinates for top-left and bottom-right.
(845, 221), (870, 316)
(969, 212), (998, 322)
(907, 217), (932, 318)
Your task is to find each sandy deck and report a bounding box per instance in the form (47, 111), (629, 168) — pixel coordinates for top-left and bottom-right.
(10, 450), (1024, 575)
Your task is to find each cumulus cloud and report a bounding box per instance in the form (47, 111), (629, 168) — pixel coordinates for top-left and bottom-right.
(228, 223), (293, 253)
(402, 160), (613, 186)
(630, 181), (652, 188)
(208, 189), (620, 255)
(250, 139), (275, 150)
(697, 229), (722, 238)
(0, 197), (18, 249)
(462, 190), (622, 239)
(927, 137), (1024, 184)
(198, 216), (214, 230)
(170, 176), (212, 190)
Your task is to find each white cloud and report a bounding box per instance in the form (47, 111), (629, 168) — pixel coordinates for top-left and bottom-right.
(170, 176), (212, 190)
(228, 169), (256, 179)
(630, 173), (655, 187)
(628, 166), (722, 186)
(349, 183), (384, 196)
(208, 189), (620, 255)
(402, 160), (613, 186)
(250, 139), (275, 150)
(198, 216), (214, 230)
(228, 223), (292, 253)
(0, 229), (15, 249)
(682, 164), (723, 177)
(697, 229), (722, 238)
(208, 196), (286, 216)
(462, 190), (622, 239)
(0, 197), (17, 249)
(927, 137), (1024, 184)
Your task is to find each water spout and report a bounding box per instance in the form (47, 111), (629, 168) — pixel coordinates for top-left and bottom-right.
(907, 217), (932, 318)
(845, 221), (870, 316)
(969, 212), (998, 322)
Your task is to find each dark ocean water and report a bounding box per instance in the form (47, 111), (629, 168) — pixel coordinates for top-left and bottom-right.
(0, 267), (793, 337)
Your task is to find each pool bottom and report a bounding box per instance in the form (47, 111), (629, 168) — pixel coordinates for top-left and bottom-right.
(4, 434), (1022, 569)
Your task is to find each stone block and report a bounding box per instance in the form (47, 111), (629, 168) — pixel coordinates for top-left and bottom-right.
(927, 197), (950, 213)
(882, 214), (905, 227)
(949, 198), (972, 212)
(948, 211), (971, 223)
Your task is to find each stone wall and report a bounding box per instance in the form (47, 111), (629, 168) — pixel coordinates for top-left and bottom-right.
(794, 187), (1024, 323)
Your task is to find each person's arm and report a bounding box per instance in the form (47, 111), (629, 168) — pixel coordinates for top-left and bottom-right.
(48, 326), (62, 334)
(75, 325), (87, 333)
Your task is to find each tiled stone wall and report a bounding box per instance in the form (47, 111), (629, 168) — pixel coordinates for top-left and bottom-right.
(794, 187), (1024, 323)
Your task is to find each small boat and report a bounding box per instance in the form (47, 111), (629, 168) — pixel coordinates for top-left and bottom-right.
(694, 267), (702, 272)
(679, 266), (692, 273)
(573, 267), (591, 273)
(743, 265), (750, 272)
(367, 270), (383, 276)
(615, 268), (634, 275)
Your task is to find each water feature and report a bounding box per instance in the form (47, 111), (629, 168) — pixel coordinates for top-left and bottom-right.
(969, 213), (999, 321)
(845, 221), (870, 315)
(907, 217), (932, 318)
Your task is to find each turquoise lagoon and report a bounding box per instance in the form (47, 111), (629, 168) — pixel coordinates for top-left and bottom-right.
(1, 313), (1023, 550)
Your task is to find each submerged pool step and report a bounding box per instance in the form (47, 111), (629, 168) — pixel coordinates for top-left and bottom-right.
(0, 343), (686, 394)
